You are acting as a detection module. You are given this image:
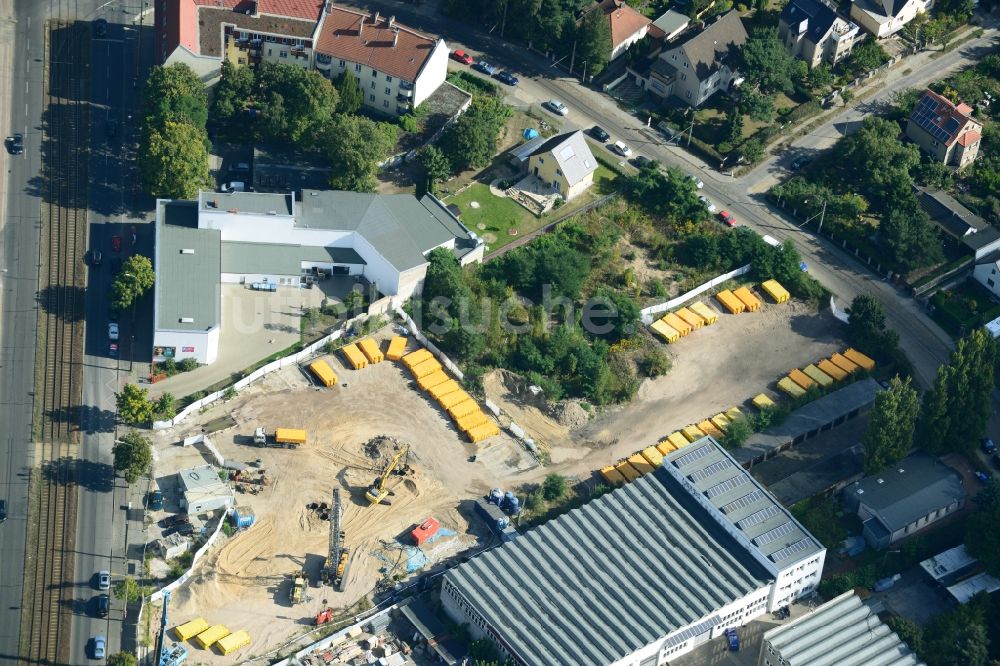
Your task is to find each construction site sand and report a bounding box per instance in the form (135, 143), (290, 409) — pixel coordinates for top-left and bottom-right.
(484, 301), (845, 479)
(156, 339), (535, 662)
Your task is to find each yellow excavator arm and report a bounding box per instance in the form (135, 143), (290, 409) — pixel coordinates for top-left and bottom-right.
(365, 443), (409, 504)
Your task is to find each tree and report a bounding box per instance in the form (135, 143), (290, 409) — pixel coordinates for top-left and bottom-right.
(107, 653), (138, 666)
(807, 64), (834, 89)
(335, 72), (364, 115)
(936, 0), (973, 18)
(321, 115), (398, 192)
(439, 95), (513, 172)
(111, 255), (156, 312)
(923, 600), (990, 666)
(740, 138), (764, 164)
(740, 88), (775, 122)
(791, 496), (847, 549)
(112, 577), (144, 603)
(621, 165), (708, 226)
(141, 64), (209, 129)
(833, 117), (921, 202)
(849, 39), (890, 73)
(879, 197), (943, 272)
(255, 62), (339, 145)
(862, 376), (919, 473)
(638, 347), (671, 377)
(721, 417), (753, 449)
(152, 393), (176, 420)
(847, 293), (899, 360)
(210, 60), (256, 133)
(115, 384), (153, 425)
(885, 617), (923, 655)
(138, 120), (212, 198)
(542, 473), (567, 501)
(576, 8), (612, 78)
(112, 432), (153, 484)
(741, 27), (798, 93)
(918, 365), (953, 453)
(420, 145), (452, 194)
(966, 498), (1000, 576)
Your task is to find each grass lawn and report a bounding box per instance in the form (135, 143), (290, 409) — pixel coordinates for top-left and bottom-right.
(444, 183), (541, 253)
(593, 164), (619, 195)
(931, 278), (1000, 336)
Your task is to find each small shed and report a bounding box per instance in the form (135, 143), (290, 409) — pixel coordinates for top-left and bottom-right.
(411, 517), (441, 545)
(156, 532), (192, 560)
(177, 465), (233, 513)
(230, 507), (256, 529)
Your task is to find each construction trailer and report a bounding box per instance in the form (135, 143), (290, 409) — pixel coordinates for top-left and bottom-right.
(661, 312), (691, 336)
(357, 338), (384, 364)
(173, 617), (209, 642)
(803, 364), (834, 387)
(716, 290), (745, 314)
(194, 625), (231, 649)
(439, 389), (471, 410)
(307, 359), (338, 387)
(341, 343), (368, 370)
(615, 460), (641, 482)
(760, 279), (790, 303)
(641, 446), (664, 468)
(401, 348), (433, 368)
(410, 357), (442, 379)
(675, 307), (705, 330)
(417, 370), (450, 390)
(428, 378), (461, 400)
(466, 422), (500, 442)
(448, 399), (480, 420)
(778, 377), (807, 398)
(843, 348), (876, 371)
(656, 440), (677, 456)
(216, 630), (252, 656)
(682, 425), (706, 442)
(628, 453), (654, 475)
(710, 414), (731, 432)
(817, 359), (848, 381)
(321, 488), (350, 591)
(455, 411), (489, 433)
(667, 431), (690, 450)
(600, 465), (627, 486)
(411, 517), (441, 545)
(788, 368), (816, 390)
(697, 420), (724, 438)
(752, 393), (777, 410)
(650, 319), (680, 343)
(830, 352), (860, 374)
(386, 336), (408, 361)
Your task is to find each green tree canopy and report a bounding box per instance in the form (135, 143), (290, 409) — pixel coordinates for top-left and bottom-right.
(833, 117), (920, 201)
(112, 577), (144, 603)
(210, 61), (256, 133)
(576, 7), (612, 77)
(111, 255), (156, 312)
(879, 196), (943, 272)
(256, 62), (339, 145)
(138, 120), (212, 198)
(849, 39), (890, 73)
(740, 27), (798, 94)
(847, 293), (900, 360)
(621, 165), (709, 226)
(420, 145), (452, 193)
(115, 384), (153, 426)
(966, 492), (1000, 576)
(740, 88), (775, 122)
(141, 63), (208, 129)
(113, 432), (153, 484)
(107, 653), (138, 666)
(335, 72), (364, 115)
(439, 95), (513, 173)
(321, 114), (398, 192)
(542, 473), (567, 501)
(863, 375), (919, 474)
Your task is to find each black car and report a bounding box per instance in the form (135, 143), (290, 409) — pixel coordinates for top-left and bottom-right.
(0, 499), (6, 523)
(6, 134), (23, 155)
(94, 18), (107, 38)
(589, 125), (610, 142)
(95, 594), (109, 618)
(159, 513), (190, 529)
(631, 155), (656, 169)
(167, 522), (195, 537)
(790, 156), (811, 170)
(495, 71), (519, 86)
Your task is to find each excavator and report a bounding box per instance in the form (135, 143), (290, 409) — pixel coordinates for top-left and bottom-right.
(364, 442), (411, 505)
(321, 488), (350, 591)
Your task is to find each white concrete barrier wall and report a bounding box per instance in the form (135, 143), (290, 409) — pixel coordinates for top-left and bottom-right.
(640, 263), (752, 324)
(395, 307), (465, 381)
(149, 510), (227, 604)
(830, 296), (850, 324)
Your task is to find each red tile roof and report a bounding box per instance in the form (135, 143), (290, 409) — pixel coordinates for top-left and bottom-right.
(958, 130), (981, 147)
(314, 7), (440, 82)
(193, 0), (324, 22)
(596, 0), (651, 49)
(911, 89), (981, 148)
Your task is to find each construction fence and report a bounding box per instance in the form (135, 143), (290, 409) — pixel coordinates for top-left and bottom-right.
(641, 264), (751, 324)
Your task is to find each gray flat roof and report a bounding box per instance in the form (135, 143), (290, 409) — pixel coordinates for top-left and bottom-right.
(157, 201), (221, 331)
(199, 191), (295, 216)
(848, 453), (966, 532)
(297, 190), (471, 271)
(444, 466), (771, 666)
(220, 242), (366, 275)
(663, 437), (824, 568)
(735, 379), (880, 465)
(763, 591), (923, 665)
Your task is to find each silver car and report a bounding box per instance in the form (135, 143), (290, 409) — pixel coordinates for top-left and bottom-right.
(544, 100), (569, 116)
(97, 570), (110, 591)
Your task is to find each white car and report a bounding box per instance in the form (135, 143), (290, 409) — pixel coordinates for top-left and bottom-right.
(544, 100), (569, 116)
(612, 141), (632, 157)
(699, 195), (717, 213)
(108, 323), (119, 341)
(689, 174), (704, 189)
(219, 181), (246, 193)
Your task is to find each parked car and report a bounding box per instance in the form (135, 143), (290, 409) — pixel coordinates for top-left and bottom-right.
(724, 628), (739, 651)
(976, 471), (991, 483)
(95, 594), (109, 618)
(108, 323), (119, 341)
(494, 70), (519, 86)
(108, 342), (119, 358)
(472, 61), (497, 75)
(543, 100), (568, 116)
(450, 49), (474, 65)
(97, 570), (111, 590)
(611, 141), (632, 157)
(0, 499), (6, 523)
(91, 635), (106, 660)
(790, 156), (812, 170)
(589, 125), (610, 142)
(981, 438), (996, 454)
(148, 489), (163, 510)
(718, 210), (737, 227)
(159, 513), (190, 529)
(167, 522), (195, 537)
(87, 249), (102, 266)
(689, 174), (704, 189)
(110, 235), (122, 252)
(699, 195), (717, 213)
(631, 155), (655, 169)
(6, 133), (23, 155)
(94, 18), (107, 37)
(219, 181), (246, 193)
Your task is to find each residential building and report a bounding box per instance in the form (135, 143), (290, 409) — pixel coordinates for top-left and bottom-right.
(586, 0), (652, 61)
(920, 544), (1000, 603)
(154, 1), (450, 114)
(152, 189), (484, 365)
(526, 131), (597, 201)
(912, 186), (1000, 273)
(758, 591), (924, 666)
(442, 436), (825, 665)
(178, 464), (234, 513)
(850, 0), (933, 37)
(655, 11), (748, 107)
(906, 89), (983, 168)
(312, 6), (449, 114)
(843, 453), (967, 549)
(647, 9), (690, 42)
(778, 0), (859, 68)
(974, 253), (1000, 298)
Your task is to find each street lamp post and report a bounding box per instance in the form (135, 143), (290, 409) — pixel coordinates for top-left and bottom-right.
(800, 198), (828, 233)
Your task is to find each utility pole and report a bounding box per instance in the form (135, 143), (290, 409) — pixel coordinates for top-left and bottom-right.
(817, 198), (828, 234)
(581, 60), (588, 83)
(568, 39), (576, 74)
(500, 0), (508, 39)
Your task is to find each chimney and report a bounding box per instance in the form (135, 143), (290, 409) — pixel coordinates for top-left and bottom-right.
(358, 15), (364, 35)
(393, 28), (399, 47)
(374, 11), (380, 24)
(389, 15), (395, 27)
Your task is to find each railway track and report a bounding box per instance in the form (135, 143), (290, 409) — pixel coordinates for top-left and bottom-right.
(21, 0), (89, 661)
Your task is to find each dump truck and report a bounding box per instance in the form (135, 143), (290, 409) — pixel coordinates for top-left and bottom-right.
(253, 427), (306, 448)
(289, 572), (307, 604)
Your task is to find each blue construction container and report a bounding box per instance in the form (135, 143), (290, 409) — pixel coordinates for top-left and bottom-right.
(506, 495), (521, 515)
(229, 507), (256, 529)
(488, 488), (504, 505)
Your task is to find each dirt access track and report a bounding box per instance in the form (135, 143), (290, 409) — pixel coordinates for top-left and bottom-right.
(152, 331), (536, 663)
(485, 300), (848, 479)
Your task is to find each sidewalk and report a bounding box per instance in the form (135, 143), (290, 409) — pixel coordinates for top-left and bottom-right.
(112, 474), (151, 657)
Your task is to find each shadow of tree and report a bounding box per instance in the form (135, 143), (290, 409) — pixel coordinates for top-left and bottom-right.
(36, 285), (86, 323)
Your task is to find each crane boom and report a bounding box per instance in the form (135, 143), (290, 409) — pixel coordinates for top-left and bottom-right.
(321, 487), (350, 589)
(364, 443), (409, 504)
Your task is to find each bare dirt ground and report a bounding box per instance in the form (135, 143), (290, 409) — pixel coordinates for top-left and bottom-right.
(152, 331), (536, 662)
(483, 299), (846, 478)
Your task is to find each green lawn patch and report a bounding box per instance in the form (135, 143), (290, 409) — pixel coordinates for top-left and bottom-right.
(931, 278), (1000, 337)
(445, 183), (539, 252)
(593, 164), (619, 195)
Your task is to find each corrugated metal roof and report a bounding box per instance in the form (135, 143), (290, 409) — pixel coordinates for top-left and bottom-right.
(156, 201), (221, 331)
(764, 592), (924, 665)
(444, 467), (771, 665)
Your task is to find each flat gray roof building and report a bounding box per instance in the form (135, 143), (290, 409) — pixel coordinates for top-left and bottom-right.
(759, 591), (923, 666)
(155, 201), (221, 333)
(220, 242), (366, 275)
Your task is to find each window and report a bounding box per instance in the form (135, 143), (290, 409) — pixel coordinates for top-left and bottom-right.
(681, 73), (686, 81)
(556, 168), (562, 176)
(538, 157), (544, 163)
(385, 87), (391, 95)
(672, 54), (677, 60)
(989, 279), (996, 288)
(384, 100), (389, 108)
(386, 75), (393, 82)
(686, 90), (691, 98)
(370, 94), (375, 102)
(371, 81), (376, 89)
(339, 59), (346, 67)
(355, 63), (362, 72)
(279, 51), (288, 58)
(267, 48), (272, 56)
(372, 68), (377, 76)
(684, 61), (689, 68)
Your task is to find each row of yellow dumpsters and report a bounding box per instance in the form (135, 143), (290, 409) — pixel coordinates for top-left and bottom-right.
(777, 348), (875, 398)
(648, 279), (791, 344)
(396, 342), (501, 443)
(173, 617), (251, 655)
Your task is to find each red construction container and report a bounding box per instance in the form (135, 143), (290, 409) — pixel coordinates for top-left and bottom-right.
(411, 517), (440, 545)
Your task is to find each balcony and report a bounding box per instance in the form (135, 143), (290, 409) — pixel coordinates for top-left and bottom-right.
(316, 53), (332, 69)
(397, 87), (413, 99)
(399, 80), (414, 92)
(397, 93), (413, 104)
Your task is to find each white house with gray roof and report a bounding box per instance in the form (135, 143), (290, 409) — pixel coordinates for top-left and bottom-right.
(442, 436), (825, 665)
(758, 591), (924, 666)
(152, 189), (483, 365)
(526, 131), (597, 201)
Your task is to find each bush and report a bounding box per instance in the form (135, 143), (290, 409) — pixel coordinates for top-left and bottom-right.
(399, 113), (419, 132)
(638, 347), (671, 378)
(542, 473), (567, 501)
(179, 357), (198, 372)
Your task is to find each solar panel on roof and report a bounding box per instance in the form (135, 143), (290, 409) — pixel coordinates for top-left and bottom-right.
(770, 538), (813, 562)
(705, 474), (750, 499)
(673, 444), (713, 468)
(753, 521), (796, 546)
(721, 489), (764, 514)
(737, 505), (781, 530)
(661, 615), (720, 649)
(687, 460), (730, 483)
(945, 117), (960, 133)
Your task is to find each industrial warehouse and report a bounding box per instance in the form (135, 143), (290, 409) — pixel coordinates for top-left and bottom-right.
(442, 436), (825, 665)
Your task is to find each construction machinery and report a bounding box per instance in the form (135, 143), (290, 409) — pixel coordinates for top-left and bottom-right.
(321, 488), (350, 591)
(314, 607), (334, 625)
(156, 591), (189, 666)
(365, 443), (411, 505)
(253, 427), (306, 448)
(289, 571), (307, 604)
